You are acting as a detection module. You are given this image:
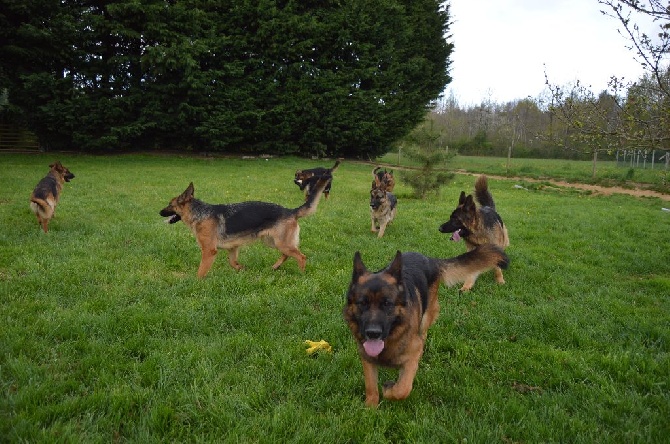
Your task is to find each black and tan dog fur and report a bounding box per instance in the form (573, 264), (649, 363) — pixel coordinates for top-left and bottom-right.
(29, 161), (75, 233)
(372, 166), (395, 192)
(439, 175), (510, 290)
(344, 244), (509, 407)
(159, 176), (330, 277)
(294, 160), (340, 200)
(370, 168), (397, 238)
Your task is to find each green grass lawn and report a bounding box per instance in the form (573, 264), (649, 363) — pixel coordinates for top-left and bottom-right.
(1, 153), (669, 443)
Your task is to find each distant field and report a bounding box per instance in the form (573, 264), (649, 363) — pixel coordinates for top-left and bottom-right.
(377, 152), (670, 192)
(1, 153), (668, 442)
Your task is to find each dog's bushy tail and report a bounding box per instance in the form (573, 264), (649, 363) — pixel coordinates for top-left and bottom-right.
(372, 166), (380, 183)
(295, 174), (331, 218)
(331, 160), (341, 173)
(437, 244), (509, 287)
(474, 175), (496, 209)
(30, 198), (54, 219)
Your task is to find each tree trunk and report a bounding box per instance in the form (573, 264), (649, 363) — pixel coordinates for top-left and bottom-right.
(592, 149), (598, 179)
(507, 144), (513, 176)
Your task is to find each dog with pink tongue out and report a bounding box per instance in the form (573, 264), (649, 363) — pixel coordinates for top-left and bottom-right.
(343, 245), (509, 407)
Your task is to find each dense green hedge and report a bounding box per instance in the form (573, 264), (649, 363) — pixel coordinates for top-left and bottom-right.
(0, 0), (452, 157)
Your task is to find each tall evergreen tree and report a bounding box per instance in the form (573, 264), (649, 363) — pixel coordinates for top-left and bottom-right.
(0, 0), (453, 156)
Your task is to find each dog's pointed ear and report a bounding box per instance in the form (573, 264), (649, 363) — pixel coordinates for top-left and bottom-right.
(50, 161), (63, 171)
(458, 191), (466, 205)
(464, 194), (476, 211)
(386, 250), (403, 283)
(179, 182), (194, 202)
(352, 251), (367, 279)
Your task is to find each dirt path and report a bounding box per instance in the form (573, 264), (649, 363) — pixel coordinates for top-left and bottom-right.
(363, 162), (670, 201)
(460, 172), (670, 201)
(535, 179), (670, 201)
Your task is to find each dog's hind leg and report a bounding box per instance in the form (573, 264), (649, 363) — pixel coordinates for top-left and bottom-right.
(271, 221), (306, 271)
(494, 267), (505, 284)
(271, 254), (289, 270)
(226, 247), (243, 271)
(273, 247), (306, 271)
(460, 273), (481, 292)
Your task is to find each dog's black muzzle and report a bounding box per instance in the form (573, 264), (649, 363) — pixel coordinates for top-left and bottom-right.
(160, 208), (181, 224)
(364, 325), (384, 340)
(439, 220), (460, 233)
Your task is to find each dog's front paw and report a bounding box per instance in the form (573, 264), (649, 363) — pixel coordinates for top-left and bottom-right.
(364, 395), (380, 408)
(382, 380), (411, 401)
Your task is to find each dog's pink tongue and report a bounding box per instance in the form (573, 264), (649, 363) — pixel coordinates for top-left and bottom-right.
(451, 229), (461, 242)
(363, 339), (385, 357)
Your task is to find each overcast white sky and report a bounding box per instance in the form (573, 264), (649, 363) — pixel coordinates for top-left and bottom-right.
(444, 0), (657, 106)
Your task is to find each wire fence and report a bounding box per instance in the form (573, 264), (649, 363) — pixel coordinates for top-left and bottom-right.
(616, 149), (670, 170)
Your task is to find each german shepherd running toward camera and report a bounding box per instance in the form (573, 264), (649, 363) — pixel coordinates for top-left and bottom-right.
(438, 175), (510, 290)
(159, 176), (330, 277)
(370, 167), (397, 238)
(29, 161), (75, 233)
(344, 245), (509, 407)
(294, 160), (340, 201)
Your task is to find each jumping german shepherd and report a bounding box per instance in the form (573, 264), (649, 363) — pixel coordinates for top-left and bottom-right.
(439, 175), (510, 291)
(29, 161), (75, 233)
(294, 160), (341, 201)
(344, 245), (509, 407)
(372, 166), (395, 192)
(159, 176), (330, 277)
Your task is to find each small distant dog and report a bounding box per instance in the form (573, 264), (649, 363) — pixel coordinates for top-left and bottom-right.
(29, 161), (75, 233)
(370, 168), (397, 238)
(344, 244), (509, 407)
(439, 175), (510, 290)
(294, 160), (341, 200)
(159, 175), (330, 277)
(370, 187), (397, 238)
(372, 166), (395, 192)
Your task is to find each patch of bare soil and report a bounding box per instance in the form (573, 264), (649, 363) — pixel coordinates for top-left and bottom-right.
(541, 180), (669, 200)
(364, 162), (670, 201)
(478, 174), (670, 201)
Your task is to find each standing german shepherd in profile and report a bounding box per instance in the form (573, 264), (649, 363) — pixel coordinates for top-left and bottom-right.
(30, 161), (75, 233)
(159, 175), (330, 277)
(294, 160), (341, 200)
(439, 175), (510, 291)
(344, 245), (509, 407)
